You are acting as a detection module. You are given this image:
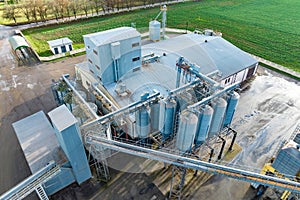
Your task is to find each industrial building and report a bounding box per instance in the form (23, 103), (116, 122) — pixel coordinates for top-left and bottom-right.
(2, 22), (300, 200)
(83, 27), (141, 85)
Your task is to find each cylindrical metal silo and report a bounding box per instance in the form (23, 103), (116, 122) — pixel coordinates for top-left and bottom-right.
(150, 103), (160, 132)
(209, 98), (227, 138)
(176, 110), (198, 152)
(195, 105), (214, 145)
(135, 106), (150, 138)
(160, 98), (177, 139)
(223, 91), (240, 127)
(149, 20), (161, 41)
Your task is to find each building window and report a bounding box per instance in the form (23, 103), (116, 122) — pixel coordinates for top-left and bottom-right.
(86, 81), (90, 86)
(93, 49), (98, 55)
(132, 42), (140, 48)
(88, 59), (93, 64)
(54, 47), (59, 54)
(90, 69), (94, 74)
(95, 65), (100, 70)
(97, 76), (102, 81)
(132, 57), (140, 62)
(61, 45), (66, 53)
(225, 77), (231, 84)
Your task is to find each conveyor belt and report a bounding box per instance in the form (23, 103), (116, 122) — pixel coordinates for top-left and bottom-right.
(86, 135), (300, 193)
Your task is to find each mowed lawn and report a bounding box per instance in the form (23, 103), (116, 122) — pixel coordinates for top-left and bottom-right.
(23, 0), (300, 72)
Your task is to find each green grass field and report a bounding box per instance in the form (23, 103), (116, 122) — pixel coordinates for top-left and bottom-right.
(22, 0), (300, 72)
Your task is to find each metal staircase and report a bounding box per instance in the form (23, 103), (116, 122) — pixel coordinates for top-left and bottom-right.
(35, 185), (49, 200)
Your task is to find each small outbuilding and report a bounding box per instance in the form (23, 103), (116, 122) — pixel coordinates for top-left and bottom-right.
(8, 35), (30, 52)
(47, 37), (73, 55)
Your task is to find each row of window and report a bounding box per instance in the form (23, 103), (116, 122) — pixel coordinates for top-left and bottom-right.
(224, 77), (231, 84)
(132, 57), (140, 62)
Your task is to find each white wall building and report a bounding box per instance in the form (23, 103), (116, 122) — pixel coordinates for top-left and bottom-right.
(47, 38), (73, 55)
(142, 32), (258, 87)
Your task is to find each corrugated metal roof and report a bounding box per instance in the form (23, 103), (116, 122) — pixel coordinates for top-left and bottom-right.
(83, 27), (140, 46)
(8, 35), (29, 51)
(12, 111), (66, 173)
(105, 62), (177, 108)
(47, 37), (73, 47)
(142, 33), (258, 79)
(48, 105), (78, 132)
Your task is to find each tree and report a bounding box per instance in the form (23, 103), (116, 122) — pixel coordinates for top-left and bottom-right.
(20, 0), (31, 22)
(63, 91), (74, 112)
(57, 0), (69, 20)
(30, 0), (38, 23)
(81, 0), (91, 17)
(69, 0), (80, 19)
(49, 0), (60, 21)
(3, 4), (18, 24)
(91, 0), (102, 15)
(36, 0), (48, 22)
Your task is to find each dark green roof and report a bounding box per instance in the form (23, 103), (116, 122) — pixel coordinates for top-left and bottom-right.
(8, 35), (29, 51)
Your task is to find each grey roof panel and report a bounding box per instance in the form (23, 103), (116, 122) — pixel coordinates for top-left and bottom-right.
(12, 111), (66, 173)
(83, 27), (141, 46)
(47, 37), (73, 47)
(48, 105), (78, 132)
(142, 33), (257, 79)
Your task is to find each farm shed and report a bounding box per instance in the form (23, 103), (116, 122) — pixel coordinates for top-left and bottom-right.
(47, 38), (73, 55)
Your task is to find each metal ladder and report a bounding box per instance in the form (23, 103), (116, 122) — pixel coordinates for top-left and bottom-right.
(290, 124), (300, 141)
(35, 185), (49, 200)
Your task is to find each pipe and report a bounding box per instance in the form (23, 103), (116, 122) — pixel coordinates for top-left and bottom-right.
(176, 65), (182, 88)
(169, 79), (201, 95)
(62, 75), (99, 119)
(87, 136), (300, 193)
(92, 82), (118, 110)
(188, 66), (219, 87)
(113, 59), (119, 82)
(228, 127), (237, 151)
(82, 92), (161, 128)
(188, 82), (240, 110)
(218, 136), (226, 160)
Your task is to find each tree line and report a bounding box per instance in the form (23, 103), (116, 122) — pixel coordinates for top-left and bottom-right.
(2, 0), (175, 24)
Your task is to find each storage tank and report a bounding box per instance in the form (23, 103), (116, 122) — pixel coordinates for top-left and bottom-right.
(150, 103), (160, 132)
(195, 105), (214, 145)
(149, 20), (161, 41)
(209, 98), (227, 138)
(135, 106), (150, 138)
(223, 91), (240, 127)
(176, 110), (198, 152)
(159, 98), (177, 139)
